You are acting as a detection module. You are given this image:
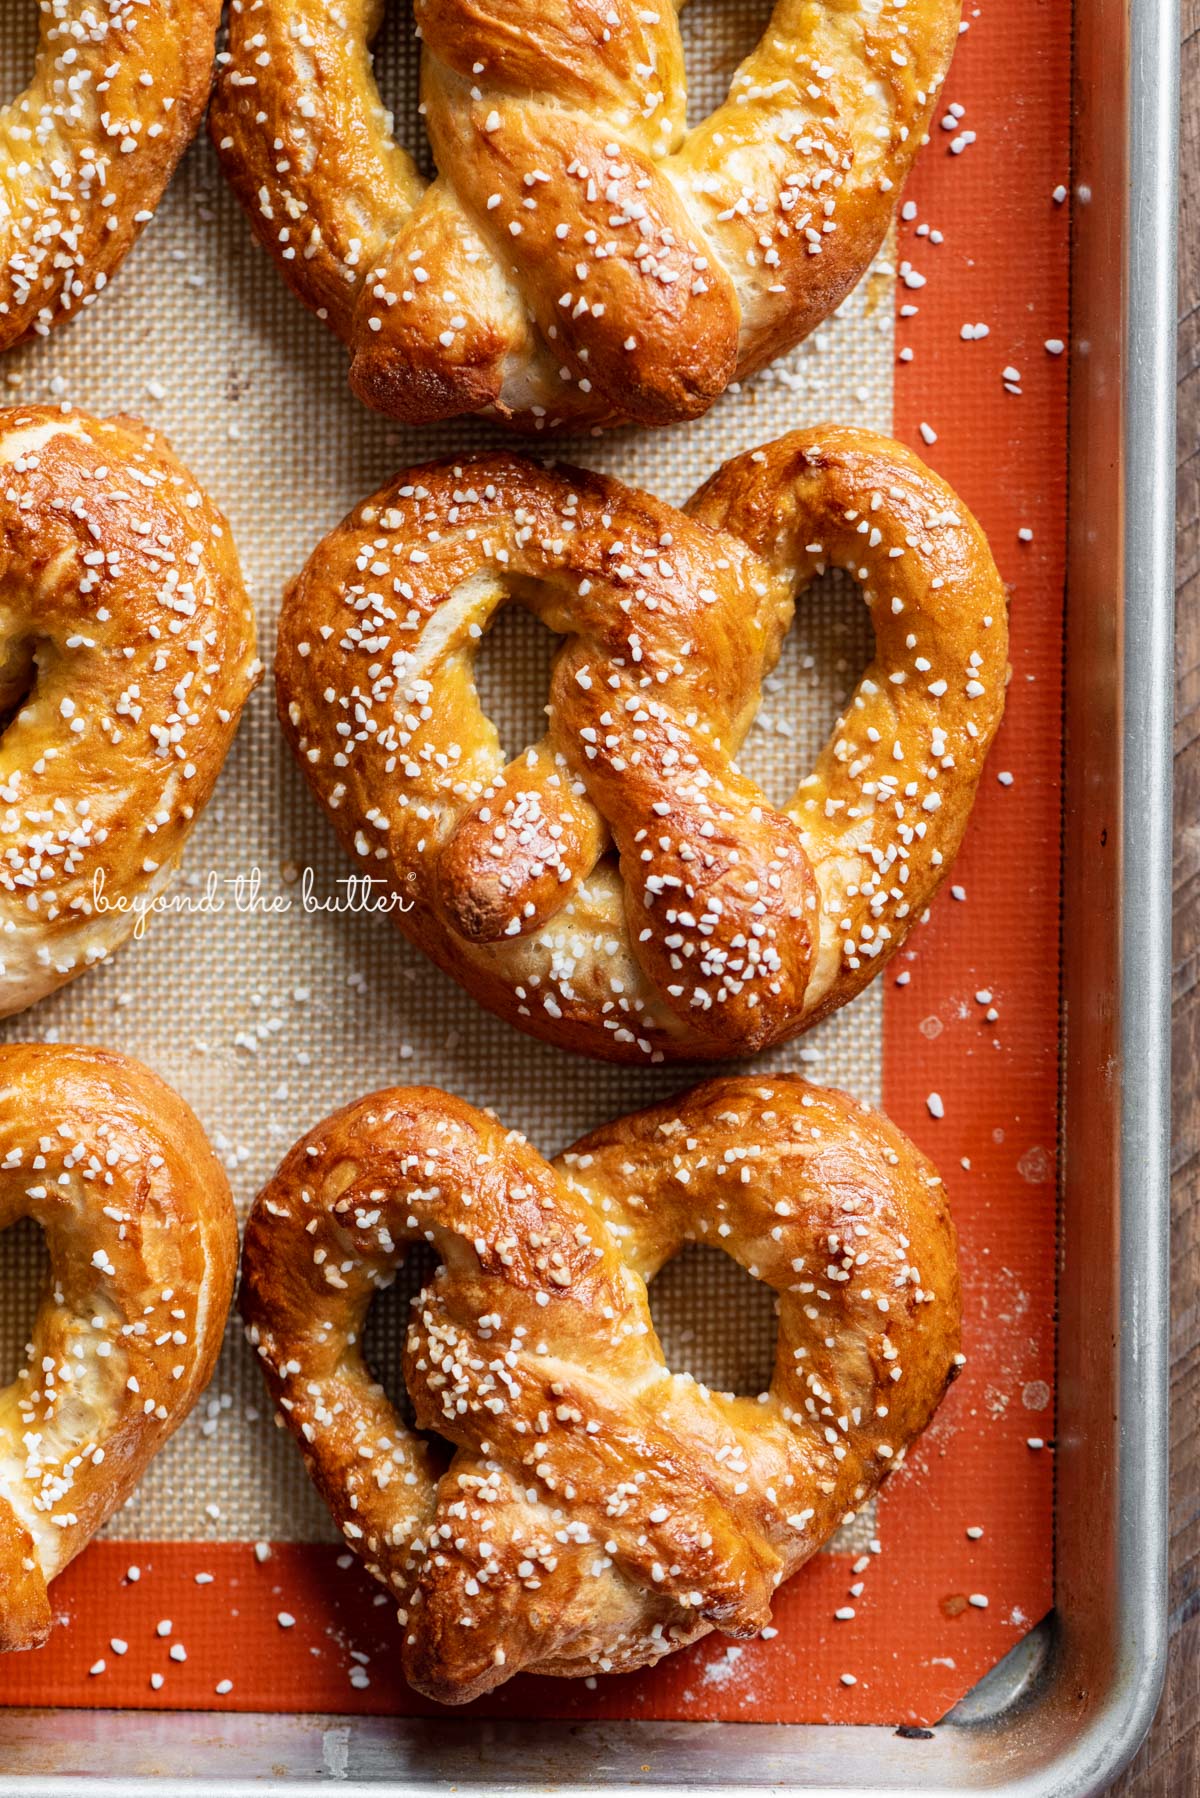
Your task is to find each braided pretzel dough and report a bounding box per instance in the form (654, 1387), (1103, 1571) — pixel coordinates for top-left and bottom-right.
(1, 0), (221, 351)
(0, 406), (258, 1017)
(276, 427), (1007, 1062)
(0, 1044), (237, 1651)
(211, 0), (960, 430)
(242, 1075), (960, 1702)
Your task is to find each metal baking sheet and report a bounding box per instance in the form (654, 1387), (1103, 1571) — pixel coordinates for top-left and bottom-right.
(0, 0), (1175, 1785)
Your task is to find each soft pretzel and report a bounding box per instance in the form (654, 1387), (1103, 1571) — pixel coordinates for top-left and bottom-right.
(0, 1043), (237, 1651)
(276, 427), (1007, 1062)
(0, 406), (259, 1017)
(1, 0), (221, 351)
(242, 1075), (960, 1702)
(211, 0), (960, 430)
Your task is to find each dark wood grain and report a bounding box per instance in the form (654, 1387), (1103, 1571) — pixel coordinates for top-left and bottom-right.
(1108, 3), (1200, 1789)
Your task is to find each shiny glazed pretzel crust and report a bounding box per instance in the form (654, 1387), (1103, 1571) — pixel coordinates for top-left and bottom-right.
(275, 426), (1008, 1062)
(0, 1044), (237, 1652)
(0, 407), (259, 1018)
(0, 0), (221, 351)
(241, 1075), (961, 1703)
(210, 0), (961, 430)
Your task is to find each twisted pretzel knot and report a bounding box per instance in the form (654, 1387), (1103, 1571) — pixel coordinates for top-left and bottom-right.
(0, 1045), (236, 1651)
(276, 427), (1007, 1062)
(242, 1076), (961, 1703)
(212, 0), (960, 429)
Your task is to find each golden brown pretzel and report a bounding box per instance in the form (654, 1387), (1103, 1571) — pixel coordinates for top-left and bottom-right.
(211, 0), (960, 430)
(276, 427), (1007, 1062)
(1, 0), (221, 351)
(0, 406), (259, 1017)
(241, 1075), (961, 1702)
(0, 1043), (237, 1651)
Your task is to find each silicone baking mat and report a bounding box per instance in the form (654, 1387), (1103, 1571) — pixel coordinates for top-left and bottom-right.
(0, 0), (1065, 1727)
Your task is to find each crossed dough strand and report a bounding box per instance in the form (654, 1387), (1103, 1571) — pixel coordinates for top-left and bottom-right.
(211, 0), (961, 430)
(275, 426), (1007, 1062)
(0, 1044), (237, 1652)
(241, 1075), (961, 1702)
(1, 0), (221, 351)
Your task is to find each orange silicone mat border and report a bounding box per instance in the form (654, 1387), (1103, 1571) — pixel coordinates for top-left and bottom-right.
(1, 0), (1067, 1726)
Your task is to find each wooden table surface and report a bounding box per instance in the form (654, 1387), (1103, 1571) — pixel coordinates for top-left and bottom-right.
(1110, 2), (1200, 1790)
